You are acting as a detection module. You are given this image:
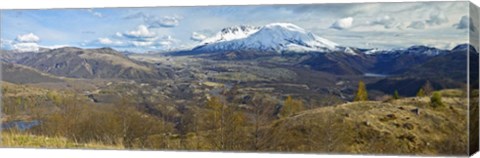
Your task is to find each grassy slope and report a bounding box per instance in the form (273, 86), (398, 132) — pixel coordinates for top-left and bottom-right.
(266, 89), (468, 155)
(1, 132), (123, 149)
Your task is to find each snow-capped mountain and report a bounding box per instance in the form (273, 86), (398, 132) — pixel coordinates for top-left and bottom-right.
(362, 45), (449, 56)
(201, 25), (261, 44)
(194, 23), (351, 54)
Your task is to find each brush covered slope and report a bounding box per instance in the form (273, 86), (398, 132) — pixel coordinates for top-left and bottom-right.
(264, 90), (468, 155)
(14, 47), (174, 80)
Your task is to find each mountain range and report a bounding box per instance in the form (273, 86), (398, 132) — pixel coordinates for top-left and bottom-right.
(2, 47), (175, 81)
(188, 23), (464, 56)
(1, 22), (477, 97)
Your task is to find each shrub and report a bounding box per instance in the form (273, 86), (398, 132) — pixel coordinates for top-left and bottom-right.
(393, 90), (400, 100)
(422, 80), (434, 96)
(416, 88), (425, 97)
(280, 96), (304, 117)
(430, 92), (444, 108)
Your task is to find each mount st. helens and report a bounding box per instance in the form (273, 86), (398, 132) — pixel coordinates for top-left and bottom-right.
(193, 23), (351, 54)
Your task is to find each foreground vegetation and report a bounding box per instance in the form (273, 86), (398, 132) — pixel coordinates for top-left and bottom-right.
(1, 132), (123, 149)
(0, 81), (471, 156)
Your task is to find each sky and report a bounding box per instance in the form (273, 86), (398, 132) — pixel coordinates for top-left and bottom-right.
(0, 1), (476, 53)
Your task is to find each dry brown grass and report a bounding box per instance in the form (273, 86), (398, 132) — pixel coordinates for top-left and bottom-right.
(1, 132), (123, 149)
(265, 89), (468, 156)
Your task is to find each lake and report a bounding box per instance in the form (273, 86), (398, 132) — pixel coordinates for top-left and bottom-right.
(364, 73), (388, 78)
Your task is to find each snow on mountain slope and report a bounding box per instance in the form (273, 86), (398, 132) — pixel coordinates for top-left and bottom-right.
(201, 25), (260, 44)
(362, 45), (449, 56)
(194, 23), (346, 54)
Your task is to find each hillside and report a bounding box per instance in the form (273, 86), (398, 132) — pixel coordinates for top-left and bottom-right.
(263, 90), (468, 155)
(1, 62), (64, 84)
(1, 78), (470, 156)
(14, 47), (174, 80)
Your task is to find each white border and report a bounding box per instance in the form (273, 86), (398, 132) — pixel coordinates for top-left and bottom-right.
(0, 0), (479, 158)
(0, 0), (476, 9)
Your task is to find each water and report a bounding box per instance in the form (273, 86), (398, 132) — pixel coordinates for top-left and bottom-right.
(364, 73), (388, 78)
(2, 120), (41, 131)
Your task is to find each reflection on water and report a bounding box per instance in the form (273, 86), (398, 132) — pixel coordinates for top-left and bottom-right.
(2, 120), (41, 131)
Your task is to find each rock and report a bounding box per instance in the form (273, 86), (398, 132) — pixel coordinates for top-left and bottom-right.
(387, 114), (396, 119)
(380, 114), (397, 122)
(392, 123), (401, 127)
(398, 134), (416, 142)
(403, 123), (414, 130)
(364, 121), (371, 126)
(410, 108), (420, 115)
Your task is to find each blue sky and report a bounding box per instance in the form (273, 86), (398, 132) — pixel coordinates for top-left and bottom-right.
(0, 1), (476, 52)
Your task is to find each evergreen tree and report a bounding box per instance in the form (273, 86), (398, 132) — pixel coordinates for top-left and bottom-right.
(416, 88), (425, 97)
(393, 90), (400, 99)
(354, 81), (368, 101)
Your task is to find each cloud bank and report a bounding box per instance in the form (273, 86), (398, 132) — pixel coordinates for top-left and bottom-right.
(13, 33), (41, 52)
(330, 17), (353, 30)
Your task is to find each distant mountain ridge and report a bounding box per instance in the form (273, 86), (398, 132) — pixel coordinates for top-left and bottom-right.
(11, 47), (174, 80)
(169, 23), (470, 58)
(362, 45), (450, 56)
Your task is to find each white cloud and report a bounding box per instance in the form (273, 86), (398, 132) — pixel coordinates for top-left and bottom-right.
(87, 9), (103, 18)
(98, 37), (123, 46)
(426, 13), (448, 26)
(330, 17), (353, 30)
(408, 21), (426, 29)
(15, 33), (40, 43)
(131, 41), (154, 47)
(98, 37), (113, 44)
(123, 25), (157, 40)
(115, 32), (123, 37)
(369, 16), (397, 29)
(148, 16), (182, 28)
(126, 35), (179, 50)
(126, 12), (183, 28)
(190, 32), (207, 42)
(11, 33), (41, 52)
(112, 25), (182, 50)
(159, 41), (172, 46)
(42, 45), (71, 49)
(13, 42), (40, 52)
(10, 33), (72, 52)
(1, 39), (13, 49)
(156, 35), (180, 49)
(124, 12), (147, 19)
